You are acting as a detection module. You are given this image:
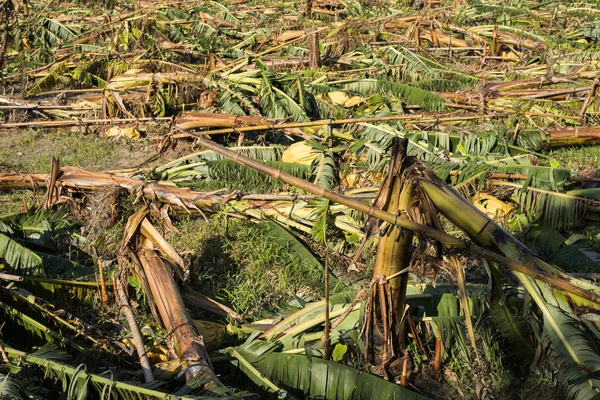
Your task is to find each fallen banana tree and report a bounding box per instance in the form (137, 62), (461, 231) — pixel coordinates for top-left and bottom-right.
(174, 131), (600, 396)
(118, 207), (223, 387)
(0, 167), (227, 212)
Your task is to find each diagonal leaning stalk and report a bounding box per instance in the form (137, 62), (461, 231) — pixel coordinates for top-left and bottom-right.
(176, 127), (464, 247)
(176, 127), (600, 307)
(414, 166), (600, 393)
(415, 167), (600, 298)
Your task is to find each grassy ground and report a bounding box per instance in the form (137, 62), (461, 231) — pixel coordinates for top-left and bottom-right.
(169, 216), (326, 318)
(0, 129), (153, 173)
(0, 190), (40, 215)
(549, 145), (600, 176)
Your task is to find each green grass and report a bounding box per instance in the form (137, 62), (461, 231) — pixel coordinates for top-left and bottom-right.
(0, 129), (151, 173)
(170, 216), (325, 318)
(548, 145), (600, 175)
(0, 191), (42, 216)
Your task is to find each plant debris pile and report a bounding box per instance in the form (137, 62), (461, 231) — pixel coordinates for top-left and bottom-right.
(1, 0), (600, 399)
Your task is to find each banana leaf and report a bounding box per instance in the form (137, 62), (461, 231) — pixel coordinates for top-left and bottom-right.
(3, 344), (242, 399)
(225, 338), (429, 400)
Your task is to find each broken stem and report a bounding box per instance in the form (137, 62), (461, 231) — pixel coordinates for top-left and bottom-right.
(116, 276), (154, 383)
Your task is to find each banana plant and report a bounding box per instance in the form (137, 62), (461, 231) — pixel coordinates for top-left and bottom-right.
(0, 208), (92, 279)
